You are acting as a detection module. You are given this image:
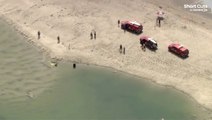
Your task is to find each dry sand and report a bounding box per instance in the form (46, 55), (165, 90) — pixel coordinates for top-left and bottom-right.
(0, 0), (212, 110)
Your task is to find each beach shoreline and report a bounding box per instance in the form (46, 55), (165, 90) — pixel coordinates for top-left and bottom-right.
(1, 15), (212, 113)
(0, 0), (212, 112)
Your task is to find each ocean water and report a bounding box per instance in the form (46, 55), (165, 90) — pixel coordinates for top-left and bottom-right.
(0, 19), (211, 120)
(0, 19), (56, 104)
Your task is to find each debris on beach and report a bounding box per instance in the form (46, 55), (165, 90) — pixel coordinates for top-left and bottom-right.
(50, 61), (58, 67)
(50, 58), (59, 67)
(26, 91), (34, 99)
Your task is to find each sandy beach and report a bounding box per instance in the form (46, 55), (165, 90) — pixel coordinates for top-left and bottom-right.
(0, 0), (212, 111)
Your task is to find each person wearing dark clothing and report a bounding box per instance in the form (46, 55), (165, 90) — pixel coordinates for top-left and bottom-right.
(123, 47), (125, 55)
(90, 32), (93, 40)
(94, 31), (96, 39)
(143, 44), (146, 51)
(140, 39), (145, 46)
(157, 17), (164, 27)
(73, 63), (76, 69)
(156, 9), (165, 27)
(118, 20), (120, 27)
(38, 31), (41, 39)
(57, 36), (60, 44)
(119, 44), (123, 53)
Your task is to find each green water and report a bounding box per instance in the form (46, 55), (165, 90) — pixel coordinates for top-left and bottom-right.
(0, 19), (211, 120)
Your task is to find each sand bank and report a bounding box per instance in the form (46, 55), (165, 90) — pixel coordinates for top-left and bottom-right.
(0, 0), (212, 110)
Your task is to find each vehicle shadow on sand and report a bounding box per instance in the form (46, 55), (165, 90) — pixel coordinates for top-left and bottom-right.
(148, 48), (158, 52)
(124, 29), (143, 36)
(169, 52), (189, 60)
(140, 45), (158, 53)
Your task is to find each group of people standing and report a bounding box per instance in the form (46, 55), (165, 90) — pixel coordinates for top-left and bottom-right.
(90, 30), (97, 40)
(37, 30), (97, 52)
(119, 44), (126, 55)
(36, 6), (165, 63)
(37, 31), (71, 50)
(37, 31), (61, 44)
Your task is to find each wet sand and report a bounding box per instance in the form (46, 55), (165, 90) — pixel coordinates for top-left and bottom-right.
(0, 0), (212, 111)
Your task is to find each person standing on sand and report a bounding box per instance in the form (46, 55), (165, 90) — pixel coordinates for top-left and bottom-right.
(94, 31), (96, 39)
(140, 39), (144, 47)
(57, 36), (60, 44)
(90, 32), (93, 40)
(37, 31), (41, 39)
(156, 6), (165, 27)
(143, 44), (146, 52)
(118, 20), (120, 27)
(119, 44), (123, 53)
